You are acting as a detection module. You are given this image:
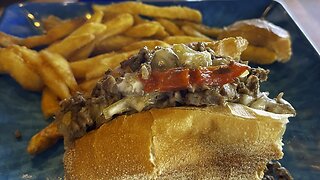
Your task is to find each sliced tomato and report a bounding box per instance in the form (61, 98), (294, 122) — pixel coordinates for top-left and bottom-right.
(189, 63), (249, 86)
(142, 68), (190, 93)
(141, 62), (249, 93)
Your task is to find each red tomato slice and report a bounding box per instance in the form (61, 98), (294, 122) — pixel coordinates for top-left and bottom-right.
(142, 68), (190, 93)
(190, 62), (249, 86)
(141, 62), (249, 93)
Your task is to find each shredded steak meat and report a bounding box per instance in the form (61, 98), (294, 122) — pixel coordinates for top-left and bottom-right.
(252, 67), (270, 82)
(187, 42), (207, 52)
(120, 47), (153, 71)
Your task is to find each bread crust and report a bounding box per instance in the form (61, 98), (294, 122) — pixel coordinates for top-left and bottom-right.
(64, 103), (291, 179)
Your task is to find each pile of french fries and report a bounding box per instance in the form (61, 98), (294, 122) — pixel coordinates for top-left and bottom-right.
(0, 2), (271, 155)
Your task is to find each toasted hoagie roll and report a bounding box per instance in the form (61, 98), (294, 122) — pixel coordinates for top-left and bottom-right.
(64, 104), (292, 179)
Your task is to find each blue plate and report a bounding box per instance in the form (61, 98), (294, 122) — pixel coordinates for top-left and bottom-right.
(0, 1), (319, 179)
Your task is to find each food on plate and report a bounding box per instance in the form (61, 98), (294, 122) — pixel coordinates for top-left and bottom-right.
(156, 18), (185, 36)
(94, 35), (139, 53)
(218, 19), (292, 64)
(57, 42), (295, 179)
(0, 3), (295, 177)
(0, 46), (43, 91)
(175, 20), (223, 38)
(83, 50), (138, 80)
(181, 25), (211, 39)
(16, 46), (76, 99)
(69, 41), (96, 61)
(45, 33), (95, 59)
(22, 17), (85, 48)
(41, 88), (60, 118)
(42, 15), (64, 31)
(40, 50), (78, 91)
(124, 22), (161, 38)
(27, 121), (62, 155)
(93, 2), (202, 22)
(0, 32), (22, 47)
(79, 78), (100, 95)
(241, 45), (278, 64)
(206, 37), (248, 60)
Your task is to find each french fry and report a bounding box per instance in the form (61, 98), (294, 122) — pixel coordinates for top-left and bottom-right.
(156, 18), (185, 36)
(176, 21), (222, 38)
(50, 22), (107, 61)
(101, 11), (121, 23)
(124, 22), (160, 38)
(0, 47), (43, 91)
(93, 2), (202, 22)
(85, 50), (138, 80)
(17, 47), (71, 99)
(42, 15), (63, 31)
(164, 35), (211, 44)
(40, 63), (71, 99)
(14, 46), (75, 96)
(97, 13), (134, 42)
(190, 24), (222, 38)
(121, 40), (170, 52)
(11, 45), (42, 69)
(94, 35), (139, 54)
(241, 45), (278, 64)
(0, 32), (22, 47)
(9, 46), (40, 74)
(70, 52), (116, 78)
(40, 50), (78, 91)
(46, 33), (95, 59)
(69, 41), (96, 61)
(181, 25), (211, 39)
(46, 17), (85, 35)
(22, 36), (51, 49)
(85, 64), (111, 80)
(125, 20), (169, 39)
(22, 17), (85, 48)
(45, 22), (106, 59)
(41, 88), (60, 118)
(133, 15), (149, 25)
(87, 9), (104, 23)
(27, 121), (63, 155)
(79, 78), (100, 94)
(153, 22), (170, 39)
(70, 22), (106, 37)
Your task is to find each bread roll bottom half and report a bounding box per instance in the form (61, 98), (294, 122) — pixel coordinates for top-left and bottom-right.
(64, 103), (292, 179)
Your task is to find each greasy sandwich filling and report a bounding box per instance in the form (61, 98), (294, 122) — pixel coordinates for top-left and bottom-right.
(58, 43), (296, 143)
